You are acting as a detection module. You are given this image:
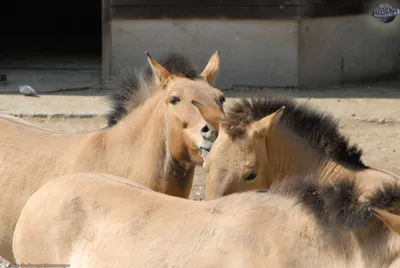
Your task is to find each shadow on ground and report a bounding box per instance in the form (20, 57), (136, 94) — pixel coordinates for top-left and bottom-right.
(222, 81), (400, 99)
(1, 80), (400, 99)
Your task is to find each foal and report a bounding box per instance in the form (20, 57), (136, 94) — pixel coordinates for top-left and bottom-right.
(0, 52), (225, 261)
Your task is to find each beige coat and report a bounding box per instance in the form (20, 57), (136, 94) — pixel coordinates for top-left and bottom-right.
(13, 172), (400, 268)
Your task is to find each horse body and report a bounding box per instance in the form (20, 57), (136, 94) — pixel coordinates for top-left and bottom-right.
(203, 97), (400, 200)
(0, 52), (225, 261)
(13, 172), (400, 268)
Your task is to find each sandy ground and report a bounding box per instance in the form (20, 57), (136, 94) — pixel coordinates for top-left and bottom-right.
(7, 85), (399, 200)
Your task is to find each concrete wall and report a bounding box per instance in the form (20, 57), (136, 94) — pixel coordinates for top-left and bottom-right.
(299, 14), (400, 87)
(105, 15), (400, 88)
(108, 20), (299, 89)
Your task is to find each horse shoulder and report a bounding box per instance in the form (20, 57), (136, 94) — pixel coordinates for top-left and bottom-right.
(14, 173), (97, 263)
(13, 173), (152, 261)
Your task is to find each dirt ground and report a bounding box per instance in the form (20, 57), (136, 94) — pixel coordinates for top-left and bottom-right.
(19, 90), (400, 200)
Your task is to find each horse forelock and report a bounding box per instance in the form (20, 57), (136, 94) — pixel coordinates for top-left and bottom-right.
(105, 52), (200, 127)
(222, 97), (367, 169)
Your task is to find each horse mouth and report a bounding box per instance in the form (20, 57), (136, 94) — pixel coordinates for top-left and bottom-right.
(200, 147), (211, 159)
(199, 139), (213, 160)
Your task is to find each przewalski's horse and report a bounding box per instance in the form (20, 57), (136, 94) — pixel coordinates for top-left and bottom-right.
(0, 52), (225, 261)
(13, 171), (400, 268)
(198, 97), (400, 200)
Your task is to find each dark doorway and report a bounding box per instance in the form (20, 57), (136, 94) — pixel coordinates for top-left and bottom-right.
(0, 0), (101, 57)
(0, 0), (102, 93)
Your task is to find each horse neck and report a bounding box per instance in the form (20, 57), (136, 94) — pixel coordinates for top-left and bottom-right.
(98, 91), (195, 197)
(264, 123), (355, 186)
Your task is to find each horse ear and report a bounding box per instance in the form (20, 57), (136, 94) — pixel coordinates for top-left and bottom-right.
(191, 100), (224, 131)
(200, 51), (220, 86)
(252, 106), (285, 137)
(372, 207), (400, 235)
(146, 51), (174, 88)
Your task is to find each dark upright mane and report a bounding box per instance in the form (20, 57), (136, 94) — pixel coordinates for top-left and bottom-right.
(223, 97), (366, 169)
(367, 183), (400, 210)
(105, 52), (199, 127)
(267, 172), (400, 229)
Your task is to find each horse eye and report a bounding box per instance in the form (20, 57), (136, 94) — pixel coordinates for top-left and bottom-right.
(169, 96), (181, 105)
(245, 172), (257, 181)
(220, 96), (226, 104)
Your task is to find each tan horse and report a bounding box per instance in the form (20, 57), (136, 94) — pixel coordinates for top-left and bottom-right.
(0, 52), (225, 261)
(199, 97), (400, 200)
(13, 171), (400, 268)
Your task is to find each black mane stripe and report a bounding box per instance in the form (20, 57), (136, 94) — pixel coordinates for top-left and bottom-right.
(268, 172), (400, 228)
(223, 97), (366, 169)
(268, 173), (367, 228)
(368, 183), (400, 210)
(105, 52), (200, 127)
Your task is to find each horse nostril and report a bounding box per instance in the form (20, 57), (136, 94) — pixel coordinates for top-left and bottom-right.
(201, 124), (210, 133)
